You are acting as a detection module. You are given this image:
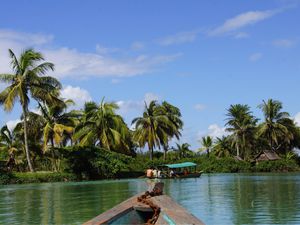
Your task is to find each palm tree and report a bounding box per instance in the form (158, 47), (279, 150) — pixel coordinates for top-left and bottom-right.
(39, 99), (79, 150)
(213, 136), (232, 158)
(225, 104), (257, 158)
(0, 125), (24, 168)
(200, 136), (213, 158)
(74, 99), (130, 153)
(38, 99), (80, 171)
(175, 143), (192, 159)
(160, 101), (183, 160)
(132, 100), (173, 160)
(0, 49), (62, 171)
(258, 99), (291, 151)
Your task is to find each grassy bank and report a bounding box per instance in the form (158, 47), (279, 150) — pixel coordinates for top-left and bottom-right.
(1, 152), (299, 185)
(0, 172), (77, 185)
(128, 155), (300, 173)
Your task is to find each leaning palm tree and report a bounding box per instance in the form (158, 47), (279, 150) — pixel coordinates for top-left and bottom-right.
(0, 49), (62, 171)
(200, 136), (213, 158)
(258, 99), (292, 151)
(132, 100), (173, 160)
(74, 99), (130, 153)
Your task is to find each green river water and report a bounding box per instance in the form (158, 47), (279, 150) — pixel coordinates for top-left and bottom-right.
(0, 173), (300, 224)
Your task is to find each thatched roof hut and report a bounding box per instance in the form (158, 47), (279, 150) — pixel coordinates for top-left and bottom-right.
(254, 150), (280, 162)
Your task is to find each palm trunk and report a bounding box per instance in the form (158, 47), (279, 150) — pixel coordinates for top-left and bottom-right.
(163, 145), (168, 161)
(149, 146), (153, 161)
(22, 105), (34, 172)
(237, 144), (240, 157)
(51, 138), (57, 172)
(207, 148), (210, 158)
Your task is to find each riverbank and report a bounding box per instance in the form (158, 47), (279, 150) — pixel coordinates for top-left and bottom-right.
(1, 156), (299, 185)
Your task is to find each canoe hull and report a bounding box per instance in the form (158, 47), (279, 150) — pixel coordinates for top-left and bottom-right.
(84, 193), (205, 225)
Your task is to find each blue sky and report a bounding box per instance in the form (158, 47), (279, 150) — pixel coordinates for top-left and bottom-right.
(0, 0), (300, 149)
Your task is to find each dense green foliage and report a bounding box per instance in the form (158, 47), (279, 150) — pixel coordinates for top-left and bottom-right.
(1, 48), (300, 184)
(0, 172), (76, 185)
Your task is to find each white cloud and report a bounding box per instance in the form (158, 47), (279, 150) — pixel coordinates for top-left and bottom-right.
(199, 124), (229, 140)
(144, 92), (160, 104)
(0, 29), (180, 79)
(111, 78), (121, 84)
(116, 100), (144, 114)
(294, 112), (300, 126)
(116, 92), (160, 114)
(194, 104), (206, 111)
(6, 119), (21, 131)
(272, 39), (296, 48)
(95, 44), (119, 54)
(131, 42), (145, 50)
(234, 32), (249, 39)
(249, 52), (263, 61)
(60, 85), (92, 107)
(209, 9), (277, 36)
(158, 31), (198, 46)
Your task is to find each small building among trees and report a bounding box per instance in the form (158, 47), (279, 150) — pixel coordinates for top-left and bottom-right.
(254, 150), (281, 162)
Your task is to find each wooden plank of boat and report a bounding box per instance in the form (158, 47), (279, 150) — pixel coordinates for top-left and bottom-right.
(152, 195), (204, 225)
(83, 182), (205, 225)
(83, 193), (145, 225)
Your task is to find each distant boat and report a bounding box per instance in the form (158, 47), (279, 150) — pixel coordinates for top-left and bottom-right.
(83, 182), (204, 225)
(148, 162), (202, 179)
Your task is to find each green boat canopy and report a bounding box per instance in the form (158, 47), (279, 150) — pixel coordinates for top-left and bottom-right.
(164, 162), (197, 169)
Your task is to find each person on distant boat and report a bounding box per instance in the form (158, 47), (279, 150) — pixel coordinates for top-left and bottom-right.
(183, 168), (188, 176)
(170, 169), (175, 177)
(153, 168), (158, 178)
(157, 170), (161, 178)
(146, 168), (153, 178)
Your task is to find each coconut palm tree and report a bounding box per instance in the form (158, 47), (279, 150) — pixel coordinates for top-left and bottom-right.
(39, 99), (79, 150)
(0, 125), (24, 169)
(0, 49), (62, 171)
(258, 99), (292, 151)
(200, 136), (213, 158)
(37, 99), (80, 171)
(160, 101), (183, 160)
(132, 100), (173, 160)
(212, 136), (232, 158)
(74, 99), (130, 153)
(225, 104), (257, 158)
(175, 143), (192, 159)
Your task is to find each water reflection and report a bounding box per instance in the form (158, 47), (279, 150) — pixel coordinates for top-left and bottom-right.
(0, 174), (300, 224)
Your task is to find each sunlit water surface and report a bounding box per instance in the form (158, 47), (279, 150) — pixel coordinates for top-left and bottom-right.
(1, 173), (300, 224)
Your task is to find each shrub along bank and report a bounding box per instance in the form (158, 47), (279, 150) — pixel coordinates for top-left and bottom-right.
(1, 149), (299, 185)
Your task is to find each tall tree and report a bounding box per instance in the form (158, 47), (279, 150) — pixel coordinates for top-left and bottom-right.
(175, 143), (192, 159)
(74, 99), (130, 153)
(225, 104), (257, 159)
(132, 101), (173, 160)
(160, 101), (183, 160)
(258, 99), (292, 151)
(39, 99), (79, 150)
(200, 136), (213, 158)
(38, 99), (80, 171)
(212, 136), (232, 158)
(0, 125), (23, 168)
(0, 49), (61, 171)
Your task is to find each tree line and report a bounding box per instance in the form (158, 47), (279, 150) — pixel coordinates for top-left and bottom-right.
(0, 49), (299, 173)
